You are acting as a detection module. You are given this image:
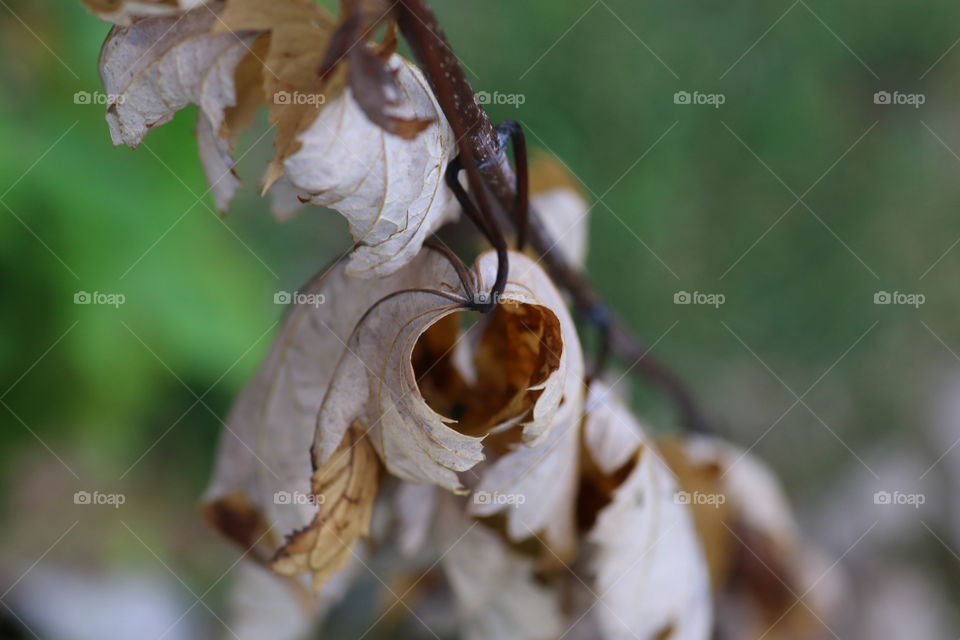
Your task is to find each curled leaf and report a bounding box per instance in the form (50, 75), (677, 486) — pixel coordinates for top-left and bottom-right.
(280, 55), (458, 277)
(98, 3), (262, 209)
(585, 383), (713, 640)
(203, 249), (463, 557)
(318, 0), (432, 138)
(467, 387), (584, 561)
(314, 250), (577, 493)
(660, 436), (830, 640)
(466, 272), (584, 558)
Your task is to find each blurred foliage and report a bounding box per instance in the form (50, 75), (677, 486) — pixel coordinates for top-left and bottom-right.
(2, 0), (960, 632)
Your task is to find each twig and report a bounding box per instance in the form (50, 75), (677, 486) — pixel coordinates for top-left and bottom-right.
(395, 0), (714, 434)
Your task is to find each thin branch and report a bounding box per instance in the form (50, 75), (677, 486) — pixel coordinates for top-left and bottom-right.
(395, 0), (713, 434)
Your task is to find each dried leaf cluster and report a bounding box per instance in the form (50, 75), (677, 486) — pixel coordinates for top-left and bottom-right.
(84, 1), (831, 639)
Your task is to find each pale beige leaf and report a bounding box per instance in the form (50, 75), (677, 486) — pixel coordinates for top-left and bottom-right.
(678, 436), (797, 544)
(466, 251), (585, 558)
(439, 496), (564, 640)
(662, 436), (829, 640)
(314, 250), (575, 493)
(467, 396), (582, 560)
(586, 388), (712, 640)
(280, 55), (459, 277)
(98, 4), (260, 209)
(83, 0), (210, 25)
(529, 150), (589, 268)
(582, 381), (645, 474)
(202, 250), (457, 553)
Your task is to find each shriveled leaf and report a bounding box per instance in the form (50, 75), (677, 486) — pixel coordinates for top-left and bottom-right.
(314, 250), (576, 493)
(82, 0), (209, 25)
(272, 425), (380, 592)
(280, 55), (458, 277)
(98, 4), (261, 209)
(582, 381), (645, 474)
(660, 436), (827, 640)
(439, 497), (564, 640)
(212, 0), (339, 188)
(466, 269), (585, 559)
(467, 393), (583, 561)
(203, 250), (459, 556)
(586, 384), (712, 640)
(529, 150), (590, 268)
(318, 0), (432, 138)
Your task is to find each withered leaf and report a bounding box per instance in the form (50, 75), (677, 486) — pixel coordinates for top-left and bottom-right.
(585, 383), (713, 640)
(529, 150), (591, 269)
(203, 249), (462, 557)
(280, 55), (458, 277)
(318, 0), (432, 139)
(98, 3), (261, 209)
(660, 436), (830, 640)
(314, 250), (577, 494)
(212, 0), (339, 189)
(271, 424), (380, 592)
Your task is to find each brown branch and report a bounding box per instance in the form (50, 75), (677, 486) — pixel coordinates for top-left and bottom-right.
(395, 0), (714, 434)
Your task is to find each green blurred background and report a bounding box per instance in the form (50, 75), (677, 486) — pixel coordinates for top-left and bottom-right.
(2, 0), (959, 637)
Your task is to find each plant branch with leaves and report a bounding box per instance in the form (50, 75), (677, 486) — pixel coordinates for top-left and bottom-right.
(82, 1), (832, 638)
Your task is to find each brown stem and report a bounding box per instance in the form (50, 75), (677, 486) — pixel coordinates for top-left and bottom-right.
(395, 0), (713, 434)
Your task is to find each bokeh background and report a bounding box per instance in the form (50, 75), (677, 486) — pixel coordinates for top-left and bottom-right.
(1, 0), (959, 637)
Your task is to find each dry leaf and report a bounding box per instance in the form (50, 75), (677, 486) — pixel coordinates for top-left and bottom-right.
(280, 55), (459, 277)
(212, 0), (339, 188)
(585, 383), (713, 640)
(439, 496), (564, 640)
(660, 436), (828, 640)
(467, 389), (583, 561)
(272, 424), (380, 592)
(314, 250), (577, 494)
(529, 150), (590, 268)
(203, 249), (461, 557)
(317, 0), (432, 138)
(466, 285), (584, 559)
(82, 0), (210, 25)
(98, 3), (261, 209)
